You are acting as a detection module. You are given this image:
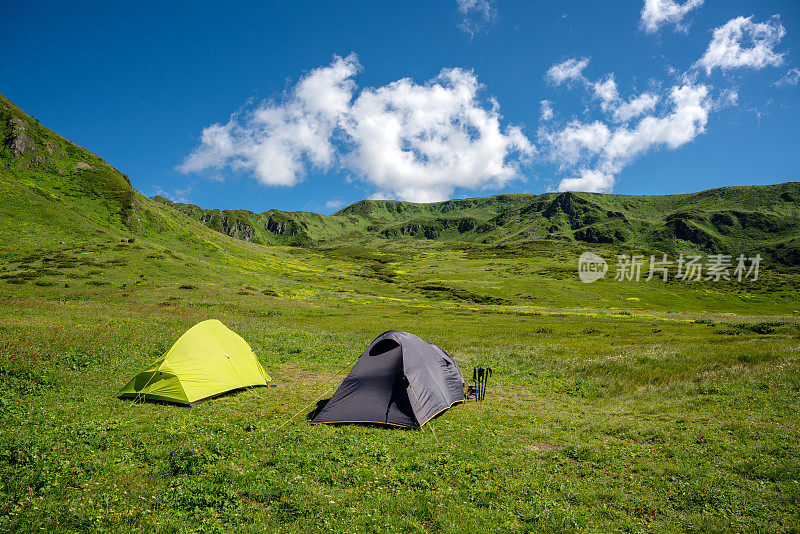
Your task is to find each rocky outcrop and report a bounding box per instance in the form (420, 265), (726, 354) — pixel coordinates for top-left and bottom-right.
(6, 117), (36, 157)
(380, 217), (478, 239)
(574, 225), (627, 244)
(666, 215), (721, 250)
(199, 213), (256, 241)
(265, 217), (301, 236)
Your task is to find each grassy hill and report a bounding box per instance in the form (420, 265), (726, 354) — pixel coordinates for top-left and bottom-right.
(157, 184), (800, 267)
(2, 92), (800, 532)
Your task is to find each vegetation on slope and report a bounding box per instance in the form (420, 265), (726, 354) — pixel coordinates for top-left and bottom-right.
(157, 186), (800, 267)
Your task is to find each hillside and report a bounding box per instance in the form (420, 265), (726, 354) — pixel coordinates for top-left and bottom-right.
(0, 92), (204, 256)
(156, 184), (800, 266)
(0, 92), (314, 263)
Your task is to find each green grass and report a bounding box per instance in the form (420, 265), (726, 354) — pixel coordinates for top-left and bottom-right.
(1, 236), (799, 532)
(1, 91), (799, 532)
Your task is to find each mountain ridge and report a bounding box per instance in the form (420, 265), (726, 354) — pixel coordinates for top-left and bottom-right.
(2, 90), (799, 266)
(154, 182), (800, 266)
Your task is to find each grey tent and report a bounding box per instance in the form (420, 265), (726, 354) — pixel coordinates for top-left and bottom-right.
(312, 331), (466, 428)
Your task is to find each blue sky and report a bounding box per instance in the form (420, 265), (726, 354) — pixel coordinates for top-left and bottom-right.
(1, 0), (798, 213)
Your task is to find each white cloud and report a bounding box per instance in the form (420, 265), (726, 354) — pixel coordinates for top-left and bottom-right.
(179, 124), (237, 178)
(612, 92), (660, 122)
(593, 76), (619, 107)
(545, 57), (590, 86)
(591, 74), (659, 123)
(640, 0), (704, 34)
(775, 67), (800, 87)
(546, 120), (611, 168)
(181, 54), (533, 203)
(325, 199), (346, 210)
(713, 88), (739, 110)
(540, 7), (784, 194)
(606, 84), (708, 158)
(543, 82), (710, 192)
(457, 0), (497, 37)
(557, 170), (615, 193)
(695, 16), (786, 75)
(344, 68), (533, 202)
(179, 53), (360, 186)
(540, 100), (554, 121)
(153, 185), (192, 203)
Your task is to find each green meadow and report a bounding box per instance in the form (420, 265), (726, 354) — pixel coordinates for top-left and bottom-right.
(2, 236), (800, 532)
(2, 92), (800, 532)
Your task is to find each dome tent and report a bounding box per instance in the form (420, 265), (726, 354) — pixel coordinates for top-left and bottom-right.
(118, 319), (271, 406)
(312, 331), (465, 428)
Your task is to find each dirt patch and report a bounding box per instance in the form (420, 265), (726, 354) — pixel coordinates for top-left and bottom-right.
(531, 442), (563, 451)
(277, 363), (339, 383)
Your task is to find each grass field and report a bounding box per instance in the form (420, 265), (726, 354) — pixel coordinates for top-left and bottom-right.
(1, 233), (799, 533)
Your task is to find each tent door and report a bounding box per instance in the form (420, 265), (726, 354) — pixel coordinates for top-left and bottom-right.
(385, 374), (416, 426)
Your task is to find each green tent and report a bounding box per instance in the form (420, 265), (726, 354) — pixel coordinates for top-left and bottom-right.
(118, 319), (272, 405)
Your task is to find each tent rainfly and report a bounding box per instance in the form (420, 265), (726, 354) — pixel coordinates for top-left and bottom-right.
(312, 330), (465, 428)
(118, 319), (271, 406)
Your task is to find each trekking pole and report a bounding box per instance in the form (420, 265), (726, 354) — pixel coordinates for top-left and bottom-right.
(472, 367), (478, 401)
(483, 368), (492, 401)
(477, 367), (485, 402)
